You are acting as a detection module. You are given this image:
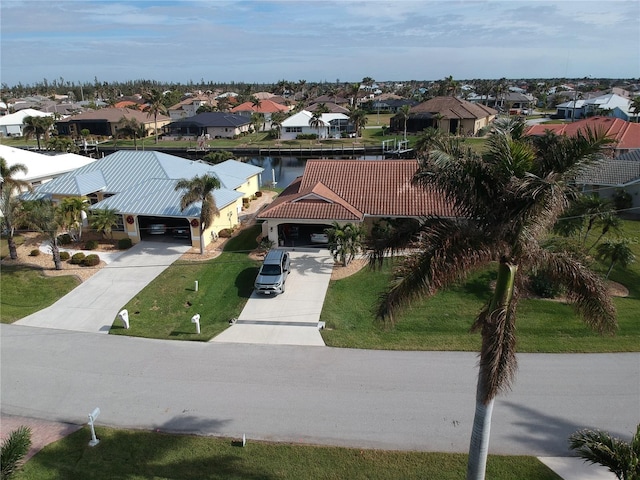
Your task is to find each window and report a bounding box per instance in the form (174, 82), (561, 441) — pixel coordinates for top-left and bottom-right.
(285, 127), (302, 133)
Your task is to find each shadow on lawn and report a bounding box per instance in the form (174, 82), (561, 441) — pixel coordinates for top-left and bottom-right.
(235, 266), (260, 299)
(25, 415), (275, 480)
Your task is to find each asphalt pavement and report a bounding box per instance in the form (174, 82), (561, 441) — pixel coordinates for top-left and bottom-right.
(2, 324), (637, 462)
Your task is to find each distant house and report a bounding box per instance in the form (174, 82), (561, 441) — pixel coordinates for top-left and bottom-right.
(163, 112), (251, 139)
(368, 98), (418, 113)
(0, 109), (55, 137)
(55, 108), (169, 138)
(526, 117), (640, 156)
(574, 154), (640, 210)
(554, 93), (631, 120)
(391, 97), (497, 136)
(306, 102), (349, 114)
(257, 159), (454, 246)
(0, 144), (96, 192)
(279, 110), (350, 140)
(168, 94), (218, 121)
(23, 151), (263, 249)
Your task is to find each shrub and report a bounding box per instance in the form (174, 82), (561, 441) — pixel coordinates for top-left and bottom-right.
(255, 191), (262, 198)
(70, 252), (86, 264)
(118, 238), (133, 249)
(529, 271), (562, 298)
(84, 240), (99, 250)
(59, 251), (71, 261)
(612, 188), (633, 212)
(296, 133), (318, 140)
(29, 249), (41, 257)
(57, 233), (73, 245)
(218, 228), (233, 238)
(82, 254), (100, 267)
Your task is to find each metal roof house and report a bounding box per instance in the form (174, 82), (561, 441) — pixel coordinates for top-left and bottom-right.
(25, 151), (263, 248)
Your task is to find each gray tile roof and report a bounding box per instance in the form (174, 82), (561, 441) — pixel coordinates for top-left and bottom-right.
(575, 159), (640, 186)
(169, 112), (251, 128)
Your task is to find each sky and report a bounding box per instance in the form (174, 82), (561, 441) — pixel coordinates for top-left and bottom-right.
(1, 0), (639, 87)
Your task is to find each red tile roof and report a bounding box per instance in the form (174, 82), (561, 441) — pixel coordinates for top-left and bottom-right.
(259, 160), (455, 221)
(230, 99), (290, 114)
(526, 117), (640, 151)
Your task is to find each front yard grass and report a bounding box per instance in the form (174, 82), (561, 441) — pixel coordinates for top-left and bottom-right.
(0, 265), (80, 323)
(320, 219), (640, 353)
(14, 426), (561, 480)
(108, 225), (261, 341)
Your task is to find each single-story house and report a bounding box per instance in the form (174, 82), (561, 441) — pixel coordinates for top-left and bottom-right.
(55, 108), (170, 138)
(257, 159), (454, 246)
(230, 99), (291, 117)
(391, 97), (497, 136)
(554, 93), (631, 120)
(168, 94), (218, 121)
(23, 151), (263, 249)
(574, 153), (640, 210)
(0, 109), (55, 137)
(163, 112), (252, 139)
(526, 117), (640, 156)
(0, 144), (96, 192)
(280, 110), (350, 140)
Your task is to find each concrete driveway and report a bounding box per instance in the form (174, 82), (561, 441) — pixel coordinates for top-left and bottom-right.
(16, 240), (191, 333)
(212, 249), (333, 346)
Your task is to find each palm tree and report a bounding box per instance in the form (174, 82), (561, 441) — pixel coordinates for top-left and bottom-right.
(629, 96), (640, 123)
(24, 200), (63, 270)
(569, 424), (639, 480)
(348, 107), (368, 139)
(270, 111), (287, 140)
(143, 88), (168, 144)
(309, 111), (326, 140)
(57, 196), (89, 241)
(397, 105), (411, 140)
(348, 82), (361, 108)
(90, 208), (120, 239)
(23, 115), (54, 150)
(1, 425), (32, 479)
(1, 188), (26, 260)
(175, 174), (221, 254)
(116, 116), (145, 150)
(596, 239), (636, 279)
(326, 222), (365, 266)
(369, 117), (617, 480)
(0, 157), (30, 194)
(250, 112), (265, 134)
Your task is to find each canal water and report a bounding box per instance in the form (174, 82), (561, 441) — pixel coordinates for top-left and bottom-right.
(238, 155), (385, 189)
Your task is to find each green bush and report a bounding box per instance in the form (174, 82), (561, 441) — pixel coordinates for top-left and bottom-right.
(296, 133), (318, 140)
(70, 252), (86, 264)
(84, 240), (99, 250)
(529, 271), (562, 298)
(59, 251), (71, 261)
(57, 233), (73, 245)
(82, 254), (100, 267)
(117, 238), (133, 250)
(29, 249), (41, 257)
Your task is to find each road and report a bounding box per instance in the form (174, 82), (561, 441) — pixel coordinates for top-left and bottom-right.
(2, 324), (637, 456)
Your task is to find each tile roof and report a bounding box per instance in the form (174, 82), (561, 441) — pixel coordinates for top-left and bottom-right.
(526, 117), (640, 150)
(411, 96), (498, 119)
(258, 160), (455, 221)
(169, 112), (251, 127)
(574, 159), (640, 186)
(229, 99), (289, 114)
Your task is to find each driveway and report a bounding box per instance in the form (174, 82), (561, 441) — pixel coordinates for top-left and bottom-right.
(15, 240), (191, 333)
(212, 249), (333, 346)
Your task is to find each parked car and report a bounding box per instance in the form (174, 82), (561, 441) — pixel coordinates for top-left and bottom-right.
(254, 249), (290, 295)
(173, 227), (190, 239)
(310, 232), (329, 244)
(149, 224), (167, 235)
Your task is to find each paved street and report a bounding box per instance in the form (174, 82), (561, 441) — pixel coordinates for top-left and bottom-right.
(2, 324), (637, 457)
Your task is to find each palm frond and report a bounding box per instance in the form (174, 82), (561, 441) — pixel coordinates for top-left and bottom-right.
(1, 425), (32, 479)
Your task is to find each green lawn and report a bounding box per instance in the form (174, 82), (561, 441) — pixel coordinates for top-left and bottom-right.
(320, 220), (640, 352)
(109, 225), (262, 340)
(14, 426), (560, 480)
(0, 265), (80, 323)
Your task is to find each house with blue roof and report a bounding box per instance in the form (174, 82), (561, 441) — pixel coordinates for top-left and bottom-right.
(24, 151), (264, 249)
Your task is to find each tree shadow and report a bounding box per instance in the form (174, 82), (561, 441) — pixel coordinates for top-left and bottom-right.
(23, 415), (275, 479)
(235, 267), (260, 298)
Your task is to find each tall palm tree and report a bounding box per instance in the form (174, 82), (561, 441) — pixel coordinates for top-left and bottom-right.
(269, 111), (287, 140)
(569, 424), (640, 480)
(369, 117), (617, 480)
(1, 188), (26, 260)
(397, 105), (411, 140)
(0, 157), (30, 194)
(629, 96), (640, 123)
(23, 115), (54, 150)
(309, 111), (326, 140)
(175, 174), (221, 254)
(116, 116), (145, 150)
(143, 88), (168, 144)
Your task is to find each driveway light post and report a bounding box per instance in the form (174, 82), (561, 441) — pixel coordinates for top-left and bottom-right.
(88, 407), (100, 447)
(191, 314), (201, 334)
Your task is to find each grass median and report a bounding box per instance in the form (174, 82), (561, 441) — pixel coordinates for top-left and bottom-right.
(14, 426), (561, 480)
